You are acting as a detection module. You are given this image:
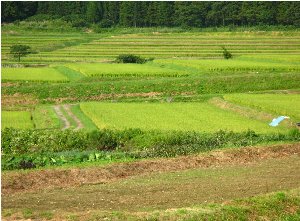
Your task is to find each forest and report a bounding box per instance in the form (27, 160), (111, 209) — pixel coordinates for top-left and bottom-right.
(2, 1), (300, 27)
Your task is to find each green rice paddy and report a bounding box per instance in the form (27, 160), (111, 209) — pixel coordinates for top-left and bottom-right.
(224, 94), (300, 121)
(80, 102), (285, 133)
(2, 67), (69, 82)
(67, 63), (186, 77)
(1, 29), (300, 133)
(2, 31), (300, 64)
(1, 111), (34, 129)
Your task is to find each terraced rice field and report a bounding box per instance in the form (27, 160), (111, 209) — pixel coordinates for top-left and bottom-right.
(1, 111), (34, 129)
(67, 32), (300, 59)
(2, 67), (69, 82)
(67, 63), (187, 77)
(154, 56), (300, 73)
(3, 31), (300, 64)
(224, 94), (300, 121)
(80, 102), (285, 133)
(1, 31), (96, 64)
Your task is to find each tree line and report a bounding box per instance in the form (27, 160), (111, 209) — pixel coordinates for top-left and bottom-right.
(2, 1), (300, 27)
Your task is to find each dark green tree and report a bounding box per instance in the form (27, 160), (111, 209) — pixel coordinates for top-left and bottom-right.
(86, 2), (104, 23)
(119, 1), (134, 26)
(157, 2), (174, 26)
(10, 45), (32, 62)
(175, 2), (208, 27)
(146, 2), (159, 27)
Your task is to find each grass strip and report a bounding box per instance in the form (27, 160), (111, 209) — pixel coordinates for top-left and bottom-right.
(70, 104), (98, 131)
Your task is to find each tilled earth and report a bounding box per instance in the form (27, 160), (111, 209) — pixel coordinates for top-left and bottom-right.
(3, 142), (300, 195)
(2, 143), (300, 220)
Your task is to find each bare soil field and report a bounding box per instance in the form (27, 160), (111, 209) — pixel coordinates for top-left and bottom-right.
(2, 143), (300, 220)
(3, 143), (299, 195)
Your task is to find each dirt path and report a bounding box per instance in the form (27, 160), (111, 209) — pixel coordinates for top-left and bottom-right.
(53, 104), (83, 130)
(53, 105), (70, 130)
(63, 104), (83, 130)
(2, 143), (300, 195)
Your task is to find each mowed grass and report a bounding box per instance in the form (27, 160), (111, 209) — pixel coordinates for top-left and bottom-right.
(224, 94), (300, 121)
(1, 111), (34, 129)
(1, 67), (69, 82)
(67, 63), (186, 77)
(80, 102), (284, 133)
(32, 105), (61, 129)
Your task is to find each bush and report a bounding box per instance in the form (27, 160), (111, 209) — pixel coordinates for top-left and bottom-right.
(222, 47), (232, 59)
(2, 128), (300, 170)
(115, 54), (146, 64)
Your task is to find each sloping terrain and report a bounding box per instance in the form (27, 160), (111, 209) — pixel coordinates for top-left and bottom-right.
(2, 143), (300, 220)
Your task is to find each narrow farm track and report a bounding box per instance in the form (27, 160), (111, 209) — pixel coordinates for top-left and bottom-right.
(62, 104), (83, 130)
(53, 105), (70, 130)
(2, 143), (300, 195)
(53, 104), (83, 130)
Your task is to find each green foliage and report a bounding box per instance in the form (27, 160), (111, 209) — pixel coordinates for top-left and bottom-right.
(115, 54), (146, 64)
(2, 2), (300, 27)
(98, 19), (114, 28)
(2, 128), (300, 170)
(222, 47), (232, 59)
(10, 45), (32, 62)
(2, 71), (299, 104)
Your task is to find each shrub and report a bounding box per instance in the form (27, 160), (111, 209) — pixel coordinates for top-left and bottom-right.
(115, 54), (146, 64)
(222, 47), (232, 59)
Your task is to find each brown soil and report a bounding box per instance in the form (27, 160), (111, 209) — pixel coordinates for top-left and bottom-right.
(1, 94), (38, 107)
(2, 143), (300, 195)
(45, 92), (163, 103)
(1, 82), (20, 87)
(2, 153), (300, 219)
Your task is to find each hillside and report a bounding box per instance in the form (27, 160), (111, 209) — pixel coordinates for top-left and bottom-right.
(1, 16), (300, 221)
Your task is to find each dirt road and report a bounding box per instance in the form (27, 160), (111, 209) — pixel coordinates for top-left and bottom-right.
(53, 104), (83, 130)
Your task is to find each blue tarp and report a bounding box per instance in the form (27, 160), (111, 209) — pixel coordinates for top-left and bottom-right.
(269, 116), (289, 127)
